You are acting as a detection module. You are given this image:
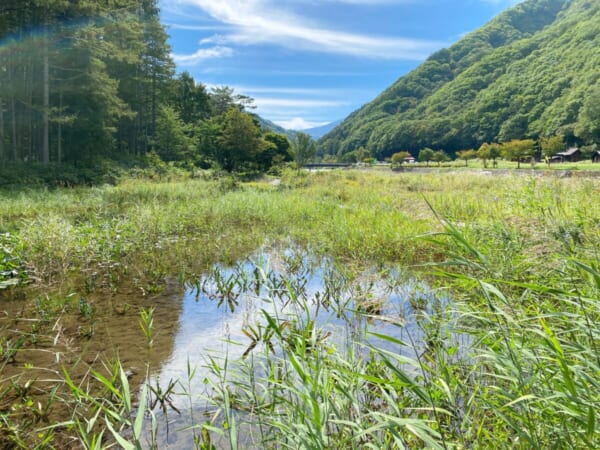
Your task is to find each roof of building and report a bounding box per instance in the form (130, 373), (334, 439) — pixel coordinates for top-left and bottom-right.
(557, 147), (580, 156)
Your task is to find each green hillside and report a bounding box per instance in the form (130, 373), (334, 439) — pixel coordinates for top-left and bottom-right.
(319, 0), (600, 159)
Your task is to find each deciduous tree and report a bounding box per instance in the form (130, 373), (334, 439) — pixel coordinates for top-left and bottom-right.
(418, 148), (434, 166)
(391, 151), (411, 168)
(293, 132), (316, 167)
(540, 135), (564, 164)
(501, 139), (536, 169)
(456, 149), (477, 167)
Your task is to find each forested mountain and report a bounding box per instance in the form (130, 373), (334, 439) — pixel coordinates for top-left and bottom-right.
(318, 0), (600, 159)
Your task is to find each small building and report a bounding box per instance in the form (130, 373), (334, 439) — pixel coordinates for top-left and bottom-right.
(553, 147), (581, 162)
(593, 150), (600, 163)
(403, 156), (416, 164)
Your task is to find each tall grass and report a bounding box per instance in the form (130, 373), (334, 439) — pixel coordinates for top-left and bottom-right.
(0, 170), (599, 447)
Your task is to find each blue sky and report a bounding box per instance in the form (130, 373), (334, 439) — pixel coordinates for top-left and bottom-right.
(159, 0), (523, 130)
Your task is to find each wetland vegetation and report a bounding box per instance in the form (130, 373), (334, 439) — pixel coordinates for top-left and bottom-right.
(1, 169), (599, 448)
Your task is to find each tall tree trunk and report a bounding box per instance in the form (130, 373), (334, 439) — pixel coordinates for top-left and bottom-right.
(0, 97), (4, 165)
(10, 98), (17, 161)
(57, 92), (62, 163)
(25, 55), (34, 162)
(42, 27), (50, 165)
(8, 66), (17, 161)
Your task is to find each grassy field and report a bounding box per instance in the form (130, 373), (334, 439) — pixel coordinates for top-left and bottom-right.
(373, 158), (600, 171)
(1, 169), (599, 448)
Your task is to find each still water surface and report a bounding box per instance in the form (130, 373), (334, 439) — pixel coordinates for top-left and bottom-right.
(139, 248), (454, 449)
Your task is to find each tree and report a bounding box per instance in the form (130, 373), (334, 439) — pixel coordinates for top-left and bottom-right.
(293, 132), (316, 167)
(153, 105), (191, 161)
(210, 86), (255, 116)
(391, 151), (411, 168)
(171, 71), (211, 124)
(0, 97), (4, 164)
(479, 142), (502, 167)
(477, 143), (490, 168)
(196, 117), (223, 167)
(218, 108), (264, 172)
(355, 146), (371, 163)
(0, 0), (176, 164)
(432, 150), (450, 166)
(501, 139), (536, 169)
(540, 135), (564, 164)
(260, 132), (292, 170)
(418, 148), (434, 166)
(456, 149), (477, 167)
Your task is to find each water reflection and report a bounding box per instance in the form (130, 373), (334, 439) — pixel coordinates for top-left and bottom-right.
(143, 248), (454, 449)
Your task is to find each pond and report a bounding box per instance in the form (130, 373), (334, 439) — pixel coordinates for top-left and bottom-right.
(135, 247), (458, 449)
(0, 245), (460, 449)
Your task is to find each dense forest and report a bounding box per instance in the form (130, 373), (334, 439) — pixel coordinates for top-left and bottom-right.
(319, 0), (600, 159)
(0, 0), (295, 179)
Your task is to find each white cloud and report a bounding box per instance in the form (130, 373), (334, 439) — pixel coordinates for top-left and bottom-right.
(222, 85), (364, 98)
(171, 46), (233, 66)
(173, 0), (444, 60)
(164, 23), (230, 32)
(229, 86), (328, 96)
(252, 97), (346, 125)
(275, 117), (329, 130)
(253, 97), (347, 108)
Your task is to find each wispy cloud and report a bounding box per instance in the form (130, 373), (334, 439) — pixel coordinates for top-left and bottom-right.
(213, 85), (364, 98)
(171, 46), (233, 66)
(164, 23), (231, 32)
(253, 97), (348, 109)
(173, 0), (444, 60)
(252, 97), (347, 125)
(201, 84), (355, 123)
(275, 117), (329, 130)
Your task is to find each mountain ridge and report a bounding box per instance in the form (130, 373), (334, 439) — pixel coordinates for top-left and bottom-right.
(319, 0), (599, 158)
(302, 120), (342, 139)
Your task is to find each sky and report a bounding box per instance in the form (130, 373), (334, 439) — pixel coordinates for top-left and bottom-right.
(159, 0), (523, 130)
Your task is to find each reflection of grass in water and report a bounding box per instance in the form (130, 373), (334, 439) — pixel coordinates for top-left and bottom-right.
(0, 171), (599, 447)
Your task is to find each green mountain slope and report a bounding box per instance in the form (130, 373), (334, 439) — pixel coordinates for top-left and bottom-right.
(319, 0), (600, 159)
(254, 115), (298, 141)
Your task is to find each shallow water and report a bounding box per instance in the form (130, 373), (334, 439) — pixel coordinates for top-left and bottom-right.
(137, 248), (456, 449)
(0, 246), (457, 449)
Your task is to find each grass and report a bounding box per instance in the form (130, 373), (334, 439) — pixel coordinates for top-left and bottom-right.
(0, 169), (599, 448)
(394, 158), (600, 171)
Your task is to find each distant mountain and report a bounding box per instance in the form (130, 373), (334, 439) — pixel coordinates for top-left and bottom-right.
(255, 116), (342, 141)
(319, 0), (600, 159)
(302, 120), (343, 140)
(253, 115), (297, 140)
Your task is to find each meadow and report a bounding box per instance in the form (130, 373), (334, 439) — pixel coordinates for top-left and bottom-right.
(0, 169), (599, 449)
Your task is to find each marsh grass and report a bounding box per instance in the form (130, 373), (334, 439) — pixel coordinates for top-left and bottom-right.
(1, 170), (599, 447)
